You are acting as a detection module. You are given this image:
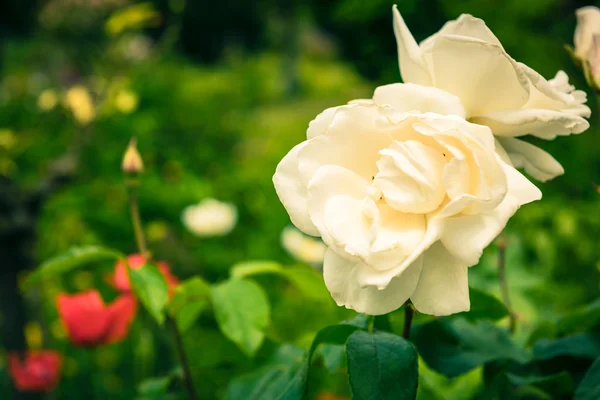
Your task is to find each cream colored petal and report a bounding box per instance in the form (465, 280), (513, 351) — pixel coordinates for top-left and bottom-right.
(273, 142), (319, 236)
(441, 163), (540, 265)
(410, 242), (470, 316)
(429, 35), (529, 116)
(323, 248), (422, 315)
(575, 6), (600, 59)
(306, 165), (368, 247)
(423, 14), (502, 48)
(471, 108), (590, 140)
(497, 137), (564, 182)
(393, 5), (433, 85)
(306, 106), (339, 139)
(323, 194), (371, 259)
(373, 83), (466, 118)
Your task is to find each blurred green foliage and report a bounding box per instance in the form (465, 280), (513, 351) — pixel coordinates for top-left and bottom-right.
(0, 0), (599, 399)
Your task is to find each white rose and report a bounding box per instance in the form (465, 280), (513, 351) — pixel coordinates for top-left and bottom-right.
(181, 198), (238, 237)
(281, 226), (326, 266)
(392, 5), (591, 182)
(273, 84), (541, 316)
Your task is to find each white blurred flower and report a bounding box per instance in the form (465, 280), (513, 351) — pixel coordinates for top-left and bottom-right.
(281, 226), (326, 265)
(182, 198), (238, 237)
(575, 6), (600, 60)
(65, 85), (95, 125)
(38, 89), (58, 111)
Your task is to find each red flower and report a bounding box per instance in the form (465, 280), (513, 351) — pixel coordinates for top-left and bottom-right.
(113, 253), (179, 294)
(56, 290), (137, 347)
(9, 350), (62, 392)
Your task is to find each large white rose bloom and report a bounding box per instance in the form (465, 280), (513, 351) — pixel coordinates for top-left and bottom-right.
(273, 84), (541, 316)
(393, 6), (591, 182)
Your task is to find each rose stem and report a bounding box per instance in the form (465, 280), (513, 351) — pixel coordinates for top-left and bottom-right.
(497, 234), (516, 333)
(125, 174), (197, 400)
(403, 303), (414, 339)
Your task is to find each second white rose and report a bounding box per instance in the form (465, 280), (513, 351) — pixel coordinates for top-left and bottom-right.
(273, 83), (541, 316)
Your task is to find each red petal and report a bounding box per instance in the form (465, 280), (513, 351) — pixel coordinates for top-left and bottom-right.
(104, 295), (137, 343)
(56, 291), (111, 347)
(113, 253), (147, 292)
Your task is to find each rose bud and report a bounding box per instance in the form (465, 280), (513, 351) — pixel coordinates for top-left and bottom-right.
(121, 138), (144, 174)
(9, 350), (62, 392)
(113, 253), (179, 295)
(574, 6), (600, 60)
(56, 291), (137, 347)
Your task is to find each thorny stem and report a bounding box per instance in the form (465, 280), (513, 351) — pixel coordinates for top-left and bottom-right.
(125, 177), (197, 400)
(403, 303), (414, 339)
(497, 235), (516, 333)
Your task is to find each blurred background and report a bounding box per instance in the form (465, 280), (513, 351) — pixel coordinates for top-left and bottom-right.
(0, 0), (599, 398)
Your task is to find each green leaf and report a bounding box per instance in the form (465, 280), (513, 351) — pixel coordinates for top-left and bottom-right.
(507, 372), (574, 397)
(137, 376), (172, 398)
(346, 331), (418, 400)
(556, 298), (600, 334)
(130, 263), (169, 325)
(231, 261), (329, 301)
(534, 333), (600, 360)
(226, 345), (305, 400)
(231, 261), (283, 278)
(575, 357), (600, 400)
(274, 315), (367, 399)
(211, 278), (270, 357)
(168, 277), (211, 333)
(526, 321), (556, 347)
(413, 318), (531, 377)
(24, 246), (123, 288)
(461, 288), (509, 321)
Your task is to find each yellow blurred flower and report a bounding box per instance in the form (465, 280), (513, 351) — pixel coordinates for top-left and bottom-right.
(0, 129), (17, 149)
(281, 226), (326, 265)
(25, 322), (43, 350)
(115, 89), (138, 114)
(37, 89), (58, 111)
(65, 85), (95, 125)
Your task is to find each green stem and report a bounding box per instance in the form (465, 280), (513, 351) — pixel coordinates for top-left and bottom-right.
(168, 317), (197, 400)
(367, 315), (375, 333)
(124, 177), (197, 400)
(126, 178), (148, 256)
(403, 304), (414, 340)
(497, 235), (516, 333)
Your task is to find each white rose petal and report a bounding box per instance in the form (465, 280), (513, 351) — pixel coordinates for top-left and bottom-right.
(182, 198), (237, 237)
(273, 92), (540, 315)
(392, 5), (590, 181)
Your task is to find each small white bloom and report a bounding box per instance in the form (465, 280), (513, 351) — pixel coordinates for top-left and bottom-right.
(273, 88), (541, 316)
(574, 6), (600, 60)
(392, 5), (591, 182)
(182, 198), (237, 237)
(281, 226), (326, 265)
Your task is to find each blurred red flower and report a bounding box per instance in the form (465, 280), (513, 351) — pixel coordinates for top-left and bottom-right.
(113, 253), (179, 294)
(9, 350), (62, 392)
(56, 290), (137, 347)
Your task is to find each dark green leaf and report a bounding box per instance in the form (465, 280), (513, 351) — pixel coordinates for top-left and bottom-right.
(129, 263), (169, 325)
(575, 357), (600, 400)
(507, 372), (574, 397)
(226, 345), (305, 400)
(461, 288), (509, 321)
(274, 315), (367, 399)
(168, 277), (211, 333)
(346, 331), (418, 400)
(413, 318), (531, 377)
(24, 246), (123, 288)
(556, 298), (600, 334)
(526, 321), (556, 347)
(211, 278), (270, 357)
(534, 333), (600, 360)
